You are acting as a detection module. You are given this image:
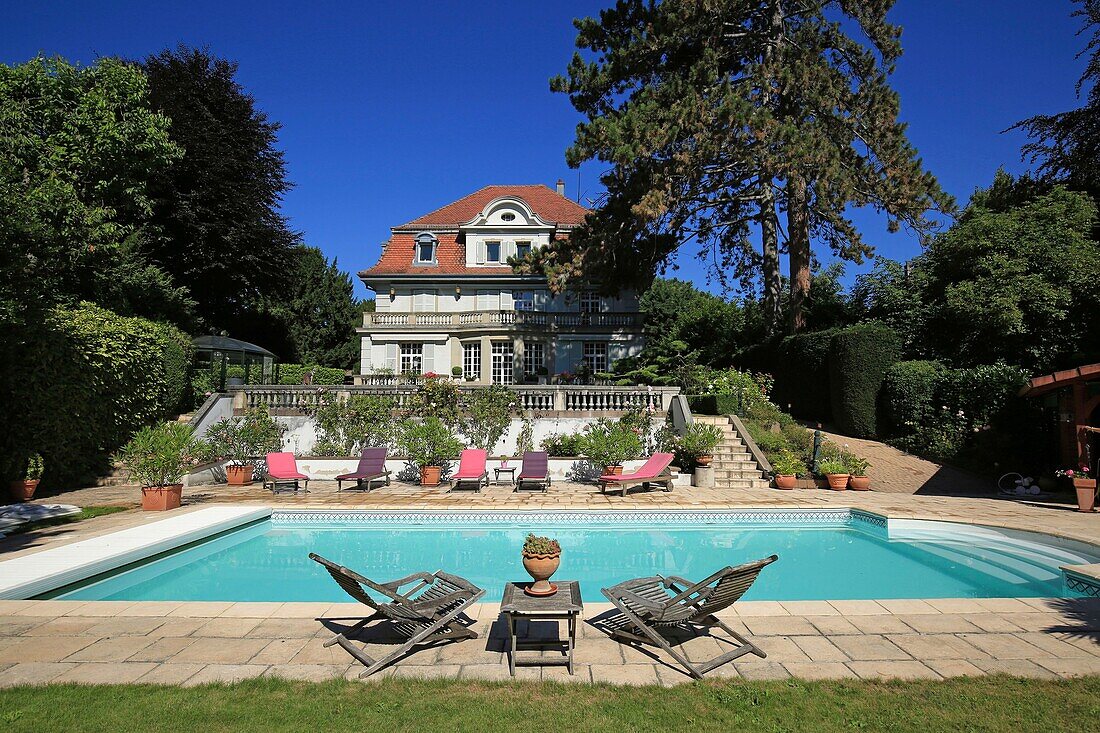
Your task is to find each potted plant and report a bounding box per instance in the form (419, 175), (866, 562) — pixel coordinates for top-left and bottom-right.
(399, 417), (463, 486)
(580, 419), (643, 476)
(521, 533), (561, 596)
(818, 458), (850, 491)
(451, 366), (463, 380)
(116, 422), (201, 511)
(9, 453), (44, 502)
(202, 406), (286, 485)
(848, 456), (871, 491)
(770, 451), (802, 490)
(1057, 467), (1096, 513)
(680, 423), (724, 467)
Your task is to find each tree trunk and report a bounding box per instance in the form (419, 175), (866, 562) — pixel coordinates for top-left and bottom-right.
(787, 174), (811, 333)
(759, 192), (782, 333)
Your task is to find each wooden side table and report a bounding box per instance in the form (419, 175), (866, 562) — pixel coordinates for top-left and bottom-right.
(500, 580), (582, 676)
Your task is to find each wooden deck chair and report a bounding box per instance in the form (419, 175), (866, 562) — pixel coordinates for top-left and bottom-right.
(310, 553), (485, 677)
(600, 555), (778, 679)
(263, 452), (309, 493)
(598, 452), (675, 497)
(515, 451), (550, 492)
(335, 447), (391, 492)
(449, 449), (489, 492)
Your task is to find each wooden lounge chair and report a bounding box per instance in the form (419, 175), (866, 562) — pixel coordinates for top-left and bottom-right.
(449, 449), (489, 492)
(598, 452), (675, 497)
(263, 452), (309, 493)
(335, 447), (391, 492)
(309, 553), (485, 677)
(515, 451), (551, 492)
(600, 555), (778, 679)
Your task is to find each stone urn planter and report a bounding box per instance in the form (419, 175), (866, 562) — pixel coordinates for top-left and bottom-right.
(849, 476), (871, 491)
(420, 466), (442, 487)
(225, 464), (253, 486)
(521, 534), (561, 596)
(1073, 478), (1097, 513)
(695, 454), (713, 467)
(8, 479), (39, 502)
(141, 484), (183, 512)
(773, 475), (797, 490)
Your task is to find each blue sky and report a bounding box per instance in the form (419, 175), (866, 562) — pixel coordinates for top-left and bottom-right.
(1, 1), (1090, 300)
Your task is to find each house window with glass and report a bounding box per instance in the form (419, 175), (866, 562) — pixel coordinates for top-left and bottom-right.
(415, 233), (436, 264)
(491, 341), (514, 385)
(399, 343), (423, 375)
(580, 291), (602, 313)
(582, 342), (608, 373)
(485, 240), (501, 263)
(513, 290), (535, 311)
(523, 342), (544, 378)
(515, 241), (532, 259)
(462, 342), (481, 381)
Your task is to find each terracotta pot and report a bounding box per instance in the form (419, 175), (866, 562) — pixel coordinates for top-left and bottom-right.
(773, 475), (797, 490)
(9, 479), (39, 502)
(1073, 478), (1097, 513)
(141, 484), (182, 511)
(825, 473), (850, 491)
(225, 464), (253, 486)
(695, 455), (713, 467)
(849, 476), (871, 491)
(420, 465), (442, 486)
(522, 552), (561, 595)
(604, 465), (624, 476)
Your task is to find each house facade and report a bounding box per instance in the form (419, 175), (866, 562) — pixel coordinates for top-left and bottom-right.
(357, 183), (645, 384)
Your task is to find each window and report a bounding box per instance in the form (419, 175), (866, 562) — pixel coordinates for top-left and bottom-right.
(415, 233), (436, 264)
(485, 241), (501, 263)
(523, 342), (544, 377)
(501, 212), (516, 222)
(412, 289), (436, 312)
(515, 241), (532, 259)
(513, 291), (535, 311)
(580, 291), (602, 313)
(491, 341), (514, 385)
(462, 342), (481, 381)
(583, 342), (608, 373)
(399, 343), (423, 375)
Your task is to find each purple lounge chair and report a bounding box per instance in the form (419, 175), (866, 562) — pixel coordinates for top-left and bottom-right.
(335, 448), (391, 492)
(598, 452), (675, 497)
(263, 452), (309, 493)
(449, 449), (489, 492)
(515, 451), (550, 492)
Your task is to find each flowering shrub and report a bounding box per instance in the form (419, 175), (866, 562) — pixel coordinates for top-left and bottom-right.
(579, 419), (644, 468)
(460, 385), (515, 452)
(406, 377), (461, 427)
(311, 393), (398, 456)
(1055, 466), (1091, 479)
(116, 422), (204, 487)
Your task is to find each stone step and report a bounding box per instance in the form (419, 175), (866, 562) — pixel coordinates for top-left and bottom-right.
(713, 477), (770, 489)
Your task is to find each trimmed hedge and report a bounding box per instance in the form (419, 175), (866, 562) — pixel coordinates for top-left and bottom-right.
(880, 360), (947, 439)
(686, 394), (741, 416)
(3, 302), (193, 487)
(276, 363), (346, 385)
(828, 323), (902, 438)
(737, 329), (836, 421)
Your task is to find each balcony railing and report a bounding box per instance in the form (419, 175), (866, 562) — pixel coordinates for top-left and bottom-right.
(230, 384), (679, 416)
(362, 310), (642, 330)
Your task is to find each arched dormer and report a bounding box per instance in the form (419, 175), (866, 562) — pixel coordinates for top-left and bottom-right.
(460, 196), (555, 268)
(412, 232), (437, 266)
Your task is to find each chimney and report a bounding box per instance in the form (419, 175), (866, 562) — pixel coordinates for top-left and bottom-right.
(556, 178), (565, 196)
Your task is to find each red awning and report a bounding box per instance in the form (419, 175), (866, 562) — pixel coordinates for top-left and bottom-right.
(1019, 363), (1100, 398)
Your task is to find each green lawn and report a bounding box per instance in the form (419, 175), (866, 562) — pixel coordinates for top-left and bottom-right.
(1, 676), (1097, 732)
(5, 505), (129, 535)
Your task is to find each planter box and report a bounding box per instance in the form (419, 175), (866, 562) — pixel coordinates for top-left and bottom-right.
(141, 485), (182, 511)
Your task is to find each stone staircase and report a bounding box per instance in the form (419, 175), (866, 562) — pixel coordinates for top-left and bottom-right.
(692, 415), (771, 489)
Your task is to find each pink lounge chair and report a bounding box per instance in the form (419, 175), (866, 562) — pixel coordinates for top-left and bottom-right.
(449, 449), (489, 493)
(264, 452), (309, 493)
(598, 452), (675, 497)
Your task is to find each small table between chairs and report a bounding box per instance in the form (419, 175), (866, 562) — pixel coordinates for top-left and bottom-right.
(493, 466), (517, 485)
(499, 580), (583, 676)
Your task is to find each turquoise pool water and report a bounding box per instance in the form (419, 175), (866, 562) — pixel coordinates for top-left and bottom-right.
(48, 511), (1100, 602)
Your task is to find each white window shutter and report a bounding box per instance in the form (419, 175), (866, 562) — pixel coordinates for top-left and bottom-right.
(500, 289), (513, 310)
(385, 343), (398, 371)
(476, 240), (487, 264)
(422, 343), (434, 375)
(478, 290), (497, 311)
(504, 240), (516, 261)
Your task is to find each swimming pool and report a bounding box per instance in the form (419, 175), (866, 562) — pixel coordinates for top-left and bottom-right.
(45, 510), (1100, 602)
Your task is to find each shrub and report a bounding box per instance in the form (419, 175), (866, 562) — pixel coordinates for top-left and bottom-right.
(460, 385), (515, 452)
(311, 393), (398, 456)
(115, 422), (203, 487)
(515, 418), (535, 455)
(679, 423), (724, 458)
(22, 454), (45, 481)
(540, 432), (584, 456)
(201, 406), (286, 465)
(686, 394), (741, 416)
(406, 377), (461, 427)
(828, 322), (902, 438)
(770, 451), (805, 477)
(817, 458), (849, 476)
(397, 417), (464, 468)
(2, 302), (193, 486)
(276, 363), (346, 386)
(579, 419), (644, 468)
(737, 330), (836, 419)
(881, 360), (947, 439)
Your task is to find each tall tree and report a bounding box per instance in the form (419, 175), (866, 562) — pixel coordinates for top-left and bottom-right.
(542, 0), (949, 334)
(140, 46), (300, 334)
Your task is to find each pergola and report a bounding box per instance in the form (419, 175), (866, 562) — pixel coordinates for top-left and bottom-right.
(192, 335), (279, 392)
(1019, 363), (1100, 468)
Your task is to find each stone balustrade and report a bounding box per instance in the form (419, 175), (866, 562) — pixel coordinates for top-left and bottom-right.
(362, 310), (642, 330)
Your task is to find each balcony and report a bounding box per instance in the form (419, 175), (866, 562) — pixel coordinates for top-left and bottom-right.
(361, 310), (643, 331)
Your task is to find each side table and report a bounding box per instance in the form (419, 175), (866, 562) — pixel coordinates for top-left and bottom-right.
(499, 580), (582, 676)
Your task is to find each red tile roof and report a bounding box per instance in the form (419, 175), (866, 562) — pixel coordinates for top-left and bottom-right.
(398, 184), (588, 229)
(361, 185), (587, 278)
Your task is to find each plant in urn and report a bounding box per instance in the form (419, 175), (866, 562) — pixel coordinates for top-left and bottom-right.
(521, 534), (561, 596)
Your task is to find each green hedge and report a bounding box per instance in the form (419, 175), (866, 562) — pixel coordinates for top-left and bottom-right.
(3, 302), (193, 486)
(880, 360), (947, 439)
(737, 329), (836, 421)
(828, 323), (902, 438)
(686, 394), (741, 416)
(277, 363), (346, 385)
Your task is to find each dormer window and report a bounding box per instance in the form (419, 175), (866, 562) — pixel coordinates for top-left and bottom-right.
(415, 233), (436, 264)
(501, 212), (516, 222)
(485, 241), (501, 263)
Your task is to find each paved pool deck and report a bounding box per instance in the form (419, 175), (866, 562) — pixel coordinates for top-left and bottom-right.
(0, 481), (1097, 686)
